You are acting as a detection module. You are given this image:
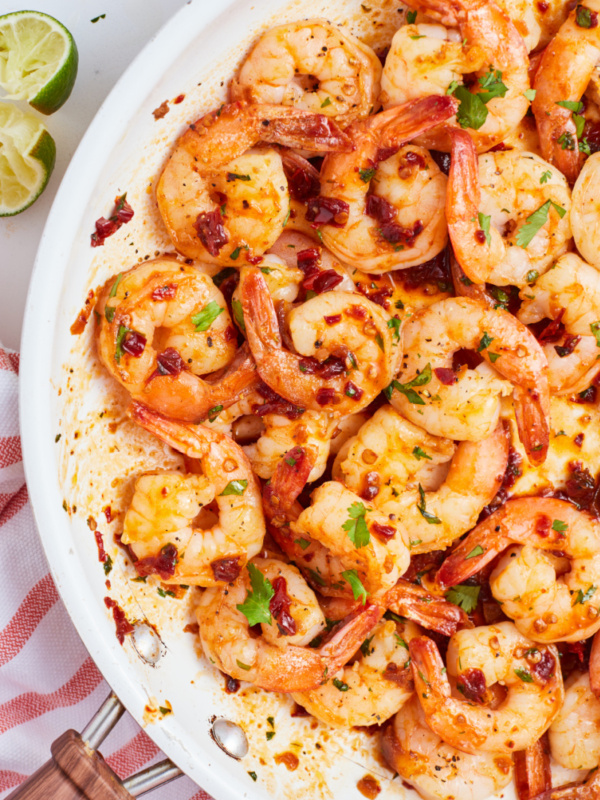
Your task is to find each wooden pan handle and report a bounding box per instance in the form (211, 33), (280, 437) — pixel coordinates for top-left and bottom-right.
(6, 730), (133, 800)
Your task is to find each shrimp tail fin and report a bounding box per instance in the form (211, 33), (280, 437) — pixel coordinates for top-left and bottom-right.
(128, 401), (211, 457)
(249, 104), (354, 152)
(385, 579), (471, 635)
(409, 636), (452, 701)
(381, 95), (459, 150)
(241, 266), (282, 360)
(263, 446), (313, 521)
(319, 601), (383, 674)
(436, 525), (507, 588)
(513, 384), (550, 466)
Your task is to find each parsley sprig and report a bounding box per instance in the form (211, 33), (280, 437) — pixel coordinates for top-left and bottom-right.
(342, 502), (370, 548)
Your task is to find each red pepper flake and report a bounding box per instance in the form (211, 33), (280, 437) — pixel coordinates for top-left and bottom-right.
(324, 314), (342, 326)
(535, 514), (552, 537)
(574, 433), (585, 448)
(156, 347), (186, 377)
(537, 0), (549, 10)
(312, 270), (343, 294)
(246, 254), (264, 265)
(300, 355), (346, 380)
(91, 194), (135, 247)
(381, 219), (424, 247)
(224, 325), (238, 342)
(402, 150), (427, 170)
(306, 196), (349, 227)
(297, 248), (321, 272)
(430, 150), (451, 175)
(361, 471), (380, 501)
(489, 142), (512, 152)
(479, 447), (523, 520)
(365, 194), (396, 224)
(531, 651), (556, 684)
(224, 674), (240, 693)
(211, 556), (241, 582)
(104, 597), (134, 645)
(575, 385), (597, 403)
(555, 334), (581, 358)
(536, 310), (566, 344)
(152, 101), (170, 120)
(290, 702), (311, 717)
(372, 521), (395, 540)
(345, 304), (368, 320)
(135, 543), (178, 580)
(397, 246), (452, 291)
(194, 208), (229, 256)
(103, 506), (113, 523)
(382, 662), (413, 689)
(270, 576), (297, 635)
(151, 284), (177, 301)
(284, 164), (321, 201)
(475, 229), (487, 244)
(173, 94), (185, 104)
(70, 289), (96, 335)
(121, 330), (146, 357)
(345, 380), (364, 401)
(94, 530), (108, 563)
(375, 146), (397, 163)
(316, 387), (337, 406)
(252, 381), (305, 420)
(434, 367), (457, 385)
(457, 667), (487, 703)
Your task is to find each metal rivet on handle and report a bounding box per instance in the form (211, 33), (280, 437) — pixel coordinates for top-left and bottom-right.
(211, 718), (249, 759)
(131, 621), (164, 666)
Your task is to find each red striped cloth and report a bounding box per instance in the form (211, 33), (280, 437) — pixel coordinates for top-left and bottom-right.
(0, 347), (210, 799)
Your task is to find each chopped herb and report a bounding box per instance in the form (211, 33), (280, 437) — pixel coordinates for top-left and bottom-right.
(157, 587), (176, 598)
(248, 772), (258, 782)
(212, 267), (236, 287)
(285, 454), (297, 467)
(580, 138), (592, 155)
(477, 67), (509, 103)
(131, 576), (147, 583)
(446, 79), (459, 96)
(477, 332), (494, 352)
(387, 317), (401, 342)
(360, 636), (374, 657)
(412, 446), (432, 461)
(552, 519), (568, 534)
(488, 352), (501, 363)
(342, 502), (370, 548)
(55, 434), (61, 443)
(375, 332), (384, 350)
(386, 362), (432, 405)
(191, 300), (224, 331)
(556, 100), (584, 113)
(409, 538), (423, 548)
(232, 298), (246, 332)
(342, 569), (368, 604)
(267, 716), (275, 728)
(466, 545), (485, 559)
(220, 479), (248, 496)
(236, 563), (274, 625)
(514, 667), (533, 683)
(558, 131), (575, 151)
(307, 568), (327, 587)
(266, 731), (275, 741)
(453, 85), (488, 130)
(207, 404), (223, 422)
(516, 200), (566, 248)
(159, 706), (172, 715)
(295, 537), (311, 551)
(406, 9), (417, 22)
(524, 88), (536, 101)
(540, 170), (552, 184)
(395, 634), (409, 649)
(445, 584), (480, 613)
(91, 14), (106, 22)
(228, 173), (251, 181)
(417, 484), (441, 524)
(321, 96), (332, 108)
(384, 610), (405, 624)
(478, 212), (492, 246)
(591, 321), (600, 346)
(359, 167), (376, 183)
(230, 246), (241, 261)
(526, 270), (539, 283)
(103, 556), (113, 576)
(576, 4), (595, 27)
(114, 324), (130, 363)
(332, 677), (350, 691)
(261, 267), (273, 275)
(410, 34), (425, 39)
(573, 584), (597, 605)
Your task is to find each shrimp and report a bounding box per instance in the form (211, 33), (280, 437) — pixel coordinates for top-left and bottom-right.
(156, 100), (351, 263)
(532, 0), (600, 185)
(571, 152), (600, 270)
(382, 696), (514, 800)
(529, 770), (600, 800)
(410, 622), (564, 754)
(315, 96), (457, 273)
(124, 402), (265, 585)
(196, 557), (382, 692)
(436, 497), (600, 643)
(334, 405), (508, 553)
(291, 618), (418, 727)
(264, 229), (356, 292)
(95, 258), (258, 421)
(380, 0), (529, 152)
(389, 296), (550, 465)
(548, 671), (600, 770)
(518, 253), (600, 394)
(240, 267), (395, 415)
(446, 129), (571, 287)
(230, 20), (382, 128)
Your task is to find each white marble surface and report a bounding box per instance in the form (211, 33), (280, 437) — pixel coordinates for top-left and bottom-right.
(0, 0), (187, 350)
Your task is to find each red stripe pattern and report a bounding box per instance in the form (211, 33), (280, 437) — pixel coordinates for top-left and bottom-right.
(0, 344), (209, 800)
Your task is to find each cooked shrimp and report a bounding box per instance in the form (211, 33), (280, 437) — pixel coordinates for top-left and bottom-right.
(571, 152), (600, 269)
(196, 557), (382, 692)
(518, 253), (600, 394)
(530, 769), (600, 800)
(382, 696), (514, 800)
(265, 229), (356, 292)
(334, 405), (508, 553)
(389, 296), (550, 464)
(410, 623), (564, 754)
(96, 258), (257, 421)
(123, 404), (265, 585)
(532, 0), (600, 185)
(315, 96), (457, 272)
(240, 267), (395, 415)
(156, 101), (351, 263)
(436, 497), (600, 643)
(230, 20), (381, 128)
(381, 0), (529, 152)
(292, 618), (418, 727)
(447, 129), (571, 287)
(548, 671), (600, 770)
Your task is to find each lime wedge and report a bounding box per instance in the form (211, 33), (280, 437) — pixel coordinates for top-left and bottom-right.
(0, 102), (55, 215)
(0, 10), (78, 115)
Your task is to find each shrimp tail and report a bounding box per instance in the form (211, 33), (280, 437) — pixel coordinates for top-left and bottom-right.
(263, 445), (313, 521)
(385, 579), (471, 636)
(514, 736), (552, 800)
(241, 266), (282, 359)
(247, 104), (355, 152)
(319, 601), (384, 672)
(409, 636), (451, 705)
(513, 385), (550, 466)
(128, 401), (211, 457)
(379, 95), (459, 150)
(436, 525), (508, 588)
(529, 767), (600, 800)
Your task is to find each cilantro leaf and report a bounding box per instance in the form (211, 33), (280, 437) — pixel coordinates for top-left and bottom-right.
(332, 677), (350, 691)
(191, 300), (224, 332)
(556, 100), (584, 113)
(342, 569), (368, 604)
(295, 537), (311, 551)
(523, 88), (536, 101)
(477, 67), (508, 103)
(514, 667), (533, 683)
(412, 446), (432, 461)
(552, 519), (568, 534)
(478, 212), (492, 246)
(573, 584), (597, 605)
(453, 85), (488, 130)
(359, 167), (376, 183)
(232, 298), (246, 332)
(466, 545), (485, 559)
(540, 170), (552, 184)
(445, 584), (480, 613)
(236, 563), (274, 625)
(321, 96), (332, 108)
(417, 484), (441, 524)
(406, 9), (417, 22)
(516, 200), (566, 248)
(576, 4), (595, 28)
(342, 502), (371, 548)
(220, 479), (248, 496)
(386, 363), (432, 405)
(477, 332), (494, 352)
(387, 317), (401, 342)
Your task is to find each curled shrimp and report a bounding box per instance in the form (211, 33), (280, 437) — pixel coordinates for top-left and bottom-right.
(382, 695), (514, 800)
(436, 497), (600, 643)
(334, 405), (509, 554)
(410, 622), (564, 754)
(96, 258), (257, 421)
(240, 267), (395, 415)
(571, 152), (600, 270)
(315, 96), (457, 273)
(196, 557), (382, 692)
(125, 402), (265, 584)
(532, 0), (600, 185)
(548, 671), (600, 771)
(381, 0), (529, 152)
(446, 129), (571, 287)
(518, 253), (600, 394)
(389, 296), (550, 465)
(291, 618), (418, 728)
(156, 100), (351, 263)
(230, 20), (382, 128)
